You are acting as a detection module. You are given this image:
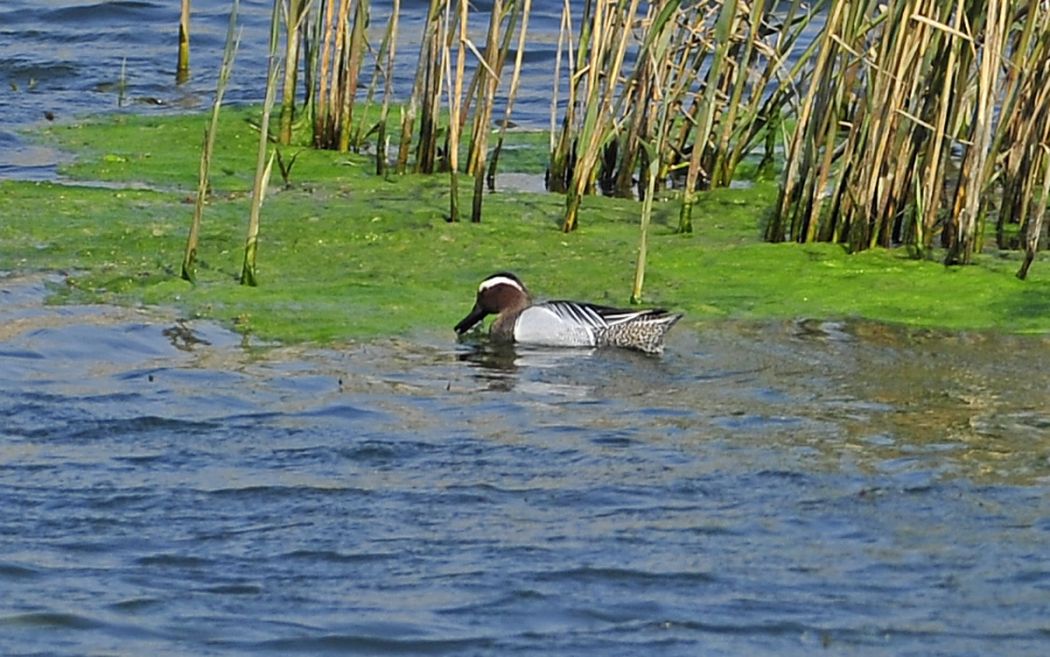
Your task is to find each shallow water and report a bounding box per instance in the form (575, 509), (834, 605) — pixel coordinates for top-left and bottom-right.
(2, 274), (1049, 656)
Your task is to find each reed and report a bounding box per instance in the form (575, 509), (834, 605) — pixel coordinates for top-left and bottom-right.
(309, 0), (369, 151)
(337, 0), (369, 152)
(486, 0), (532, 191)
(546, 1), (814, 233)
(177, 0), (191, 83)
(241, 0), (283, 287)
(444, 0), (467, 221)
(181, 0), (240, 283)
(561, 0), (641, 232)
(409, 0), (447, 174)
(632, 0), (683, 303)
(277, 0), (309, 145)
(375, 0), (400, 176)
(467, 0), (503, 222)
(769, 0), (1050, 275)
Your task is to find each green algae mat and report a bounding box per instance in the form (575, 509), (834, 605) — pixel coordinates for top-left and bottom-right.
(4, 107), (1050, 343)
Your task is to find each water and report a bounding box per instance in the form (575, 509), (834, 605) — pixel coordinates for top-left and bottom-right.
(2, 3), (1050, 655)
(2, 274), (1049, 656)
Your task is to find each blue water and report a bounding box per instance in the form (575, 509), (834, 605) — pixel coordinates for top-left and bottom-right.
(2, 275), (1049, 656)
(2, 3), (1050, 655)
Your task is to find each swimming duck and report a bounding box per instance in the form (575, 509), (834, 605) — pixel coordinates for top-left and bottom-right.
(454, 272), (682, 354)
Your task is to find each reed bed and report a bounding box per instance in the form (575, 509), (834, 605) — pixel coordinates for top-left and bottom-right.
(549, 0), (816, 232)
(768, 0), (1050, 275)
(184, 0), (1050, 289)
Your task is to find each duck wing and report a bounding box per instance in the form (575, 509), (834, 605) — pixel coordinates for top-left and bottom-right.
(543, 301), (676, 327)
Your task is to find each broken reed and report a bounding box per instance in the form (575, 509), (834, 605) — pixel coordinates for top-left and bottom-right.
(768, 0), (1050, 277)
(549, 0), (816, 232)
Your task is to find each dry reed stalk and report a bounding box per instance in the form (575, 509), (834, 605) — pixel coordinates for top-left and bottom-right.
(676, 0), (739, 233)
(916, 0), (966, 251)
(468, 0), (504, 223)
(348, 2), (394, 153)
(766, 0), (1050, 274)
(241, 0), (283, 287)
(547, 0), (571, 170)
(325, 0), (351, 147)
(465, 0), (512, 178)
(446, 0), (467, 221)
(487, 0), (532, 190)
(992, 0), (1050, 248)
(398, 0), (443, 173)
(945, 0), (1005, 264)
(548, 0), (590, 194)
(376, 0), (400, 175)
(181, 0), (240, 283)
(1018, 146), (1050, 279)
(278, 0), (310, 145)
(337, 0), (368, 152)
(177, 0), (191, 83)
(461, 6), (512, 173)
(415, 0), (449, 173)
(313, 0), (337, 146)
(562, 0), (641, 233)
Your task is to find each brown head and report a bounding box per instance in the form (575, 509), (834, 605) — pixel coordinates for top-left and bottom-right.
(454, 272), (532, 335)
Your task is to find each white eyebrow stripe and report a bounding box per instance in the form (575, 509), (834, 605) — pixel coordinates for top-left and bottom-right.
(479, 276), (524, 293)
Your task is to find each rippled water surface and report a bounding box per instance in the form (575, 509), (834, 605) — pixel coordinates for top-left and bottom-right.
(2, 274), (1049, 656)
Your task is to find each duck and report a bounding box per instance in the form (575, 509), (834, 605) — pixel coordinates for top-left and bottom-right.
(454, 272), (682, 354)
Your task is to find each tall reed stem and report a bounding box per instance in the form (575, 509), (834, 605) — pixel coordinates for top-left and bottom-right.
(241, 0), (283, 287)
(181, 0), (240, 283)
(177, 0), (191, 83)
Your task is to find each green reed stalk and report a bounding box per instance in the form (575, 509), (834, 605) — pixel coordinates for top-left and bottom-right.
(177, 0), (191, 83)
(181, 0), (239, 283)
(241, 0), (283, 287)
(632, 0), (681, 303)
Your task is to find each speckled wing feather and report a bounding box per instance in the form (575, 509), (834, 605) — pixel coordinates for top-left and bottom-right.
(541, 301), (682, 354)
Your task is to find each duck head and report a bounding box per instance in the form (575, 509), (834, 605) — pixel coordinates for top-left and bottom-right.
(454, 272), (532, 334)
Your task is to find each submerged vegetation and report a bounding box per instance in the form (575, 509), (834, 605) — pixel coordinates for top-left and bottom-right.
(6, 1), (1050, 343)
